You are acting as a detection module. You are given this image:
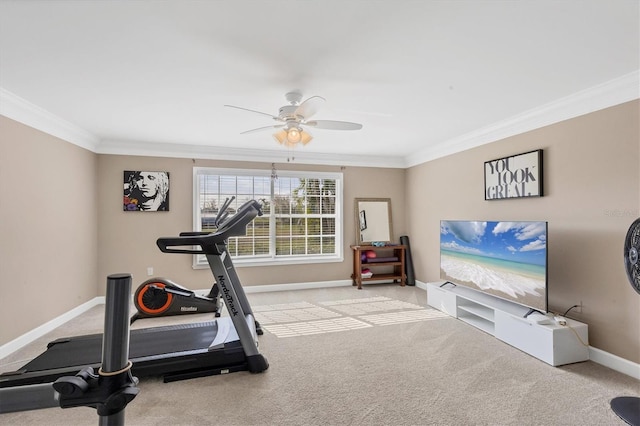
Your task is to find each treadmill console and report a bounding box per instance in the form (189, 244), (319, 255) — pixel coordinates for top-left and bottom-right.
(156, 199), (262, 255)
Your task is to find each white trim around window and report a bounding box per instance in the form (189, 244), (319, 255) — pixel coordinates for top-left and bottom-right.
(193, 167), (344, 268)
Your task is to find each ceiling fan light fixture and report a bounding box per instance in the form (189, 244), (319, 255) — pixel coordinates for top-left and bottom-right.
(273, 127), (312, 147)
(300, 131), (312, 145)
(273, 129), (288, 145)
(234, 91), (360, 154)
(287, 127), (301, 144)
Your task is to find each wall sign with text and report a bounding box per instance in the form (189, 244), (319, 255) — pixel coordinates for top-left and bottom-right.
(484, 150), (543, 200)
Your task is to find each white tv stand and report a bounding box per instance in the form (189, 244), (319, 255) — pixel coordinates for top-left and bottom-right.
(426, 281), (589, 366)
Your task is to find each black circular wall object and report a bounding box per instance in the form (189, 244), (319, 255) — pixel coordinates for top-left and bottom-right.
(623, 217), (640, 294)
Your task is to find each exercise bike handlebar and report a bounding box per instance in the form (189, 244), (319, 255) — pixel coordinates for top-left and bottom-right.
(156, 199), (263, 255)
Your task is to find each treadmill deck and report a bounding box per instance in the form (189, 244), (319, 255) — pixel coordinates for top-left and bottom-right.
(0, 319), (247, 387)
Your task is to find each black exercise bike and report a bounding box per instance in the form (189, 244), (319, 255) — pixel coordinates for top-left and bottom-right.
(130, 197), (235, 324)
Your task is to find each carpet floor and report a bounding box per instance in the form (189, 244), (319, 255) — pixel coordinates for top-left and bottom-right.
(1, 284), (638, 425)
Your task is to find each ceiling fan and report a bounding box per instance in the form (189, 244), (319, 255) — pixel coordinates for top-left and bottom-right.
(224, 90), (363, 148)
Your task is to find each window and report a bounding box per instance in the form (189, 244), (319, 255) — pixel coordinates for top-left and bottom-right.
(193, 167), (343, 267)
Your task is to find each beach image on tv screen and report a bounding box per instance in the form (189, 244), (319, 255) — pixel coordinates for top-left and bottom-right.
(440, 221), (547, 311)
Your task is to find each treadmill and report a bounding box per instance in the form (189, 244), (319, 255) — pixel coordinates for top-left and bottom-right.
(0, 199), (269, 413)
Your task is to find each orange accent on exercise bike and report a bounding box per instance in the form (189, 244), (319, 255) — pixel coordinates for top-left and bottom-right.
(136, 282), (173, 314)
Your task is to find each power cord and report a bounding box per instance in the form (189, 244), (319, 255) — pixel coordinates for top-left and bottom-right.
(562, 304), (579, 316)
(565, 323), (589, 347)
(551, 306), (589, 347)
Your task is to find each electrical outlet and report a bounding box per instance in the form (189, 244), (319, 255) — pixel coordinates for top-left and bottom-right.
(147, 267), (153, 276)
(577, 301), (583, 313)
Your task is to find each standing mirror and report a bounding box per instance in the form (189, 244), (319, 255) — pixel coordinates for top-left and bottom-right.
(355, 198), (393, 245)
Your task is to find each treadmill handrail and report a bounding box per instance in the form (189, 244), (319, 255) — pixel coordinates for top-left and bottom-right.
(156, 199), (262, 255)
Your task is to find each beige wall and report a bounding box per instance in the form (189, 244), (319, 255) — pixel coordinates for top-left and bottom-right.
(407, 100), (640, 363)
(0, 116), (98, 344)
(2, 100), (639, 366)
(97, 155), (406, 293)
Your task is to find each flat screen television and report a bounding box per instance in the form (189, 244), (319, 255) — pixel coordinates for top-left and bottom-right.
(440, 220), (548, 312)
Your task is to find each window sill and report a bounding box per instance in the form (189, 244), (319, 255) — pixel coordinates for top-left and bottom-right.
(193, 254), (344, 269)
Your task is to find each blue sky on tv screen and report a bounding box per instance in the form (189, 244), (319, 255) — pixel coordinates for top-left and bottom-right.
(440, 221), (547, 266)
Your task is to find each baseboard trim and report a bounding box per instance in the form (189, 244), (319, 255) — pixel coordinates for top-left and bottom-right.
(415, 280), (429, 291)
(588, 346), (640, 380)
(0, 296), (105, 360)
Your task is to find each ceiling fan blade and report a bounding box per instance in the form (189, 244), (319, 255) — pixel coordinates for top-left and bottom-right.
(240, 124), (285, 134)
(295, 96), (325, 119)
(225, 104), (281, 121)
(305, 120), (363, 130)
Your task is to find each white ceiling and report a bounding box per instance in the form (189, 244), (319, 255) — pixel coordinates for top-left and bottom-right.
(1, 0), (638, 167)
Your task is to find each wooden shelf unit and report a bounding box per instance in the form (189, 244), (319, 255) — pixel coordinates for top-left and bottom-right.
(350, 244), (406, 290)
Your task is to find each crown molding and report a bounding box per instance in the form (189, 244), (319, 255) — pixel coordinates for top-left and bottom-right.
(96, 139), (407, 168)
(3, 70), (637, 169)
(0, 86), (404, 167)
(404, 70), (640, 168)
(0, 88), (100, 151)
